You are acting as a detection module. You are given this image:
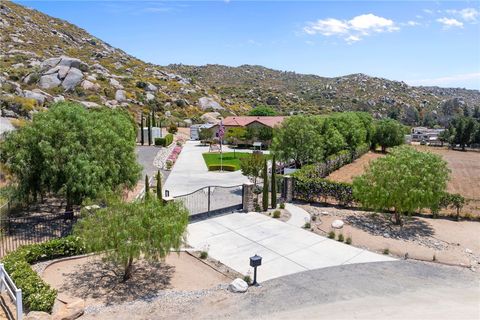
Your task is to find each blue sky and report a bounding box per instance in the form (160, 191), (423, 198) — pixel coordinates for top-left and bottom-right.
(16, 1), (480, 89)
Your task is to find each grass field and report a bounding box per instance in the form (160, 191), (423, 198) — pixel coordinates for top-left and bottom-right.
(326, 147), (480, 216)
(202, 152), (252, 171)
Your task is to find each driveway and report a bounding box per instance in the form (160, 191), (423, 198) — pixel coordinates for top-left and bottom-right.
(164, 141), (255, 197)
(187, 212), (395, 281)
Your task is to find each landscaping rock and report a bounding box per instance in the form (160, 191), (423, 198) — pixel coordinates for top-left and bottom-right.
(228, 278), (248, 293)
(331, 219), (344, 229)
(52, 298), (85, 320)
(25, 311), (51, 320)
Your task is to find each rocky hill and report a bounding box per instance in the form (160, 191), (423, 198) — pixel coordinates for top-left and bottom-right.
(166, 64), (480, 126)
(0, 1), (231, 127)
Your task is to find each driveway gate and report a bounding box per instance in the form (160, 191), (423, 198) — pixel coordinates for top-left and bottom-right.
(173, 185), (243, 219)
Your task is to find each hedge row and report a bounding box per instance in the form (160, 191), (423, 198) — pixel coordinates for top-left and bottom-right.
(207, 164), (237, 171)
(155, 133), (174, 147)
(1, 236), (86, 312)
(315, 143), (370, 178)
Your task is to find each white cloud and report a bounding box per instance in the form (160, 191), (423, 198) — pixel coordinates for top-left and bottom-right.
(407, 72), (480, 88)
(303, 13), (398, 42)
(437, 17), (464, 28)
(446, 8), (479, 22)
(406, 20), (420, 26)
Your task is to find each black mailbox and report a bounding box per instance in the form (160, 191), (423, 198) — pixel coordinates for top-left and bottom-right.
(250, 254), (262, 267)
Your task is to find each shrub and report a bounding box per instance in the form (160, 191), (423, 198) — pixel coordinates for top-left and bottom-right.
(273, 210), (281, 218)
(383, 248), (390, 255)
(337, 234), (344, 242)
(243, 275), (252, 284)
(2, 236), (86, 312)
(166, 160), (173, 170)
(168, 124), (178, 134)
(200, 251), (208, 259)
(328, 231), (335, 239)
(303, 222), (311, 229)
(155, 133), (174, 147)
(207, 164), (236, 171)
(345, 236), (352, 245)
(279, 202), (285, 209)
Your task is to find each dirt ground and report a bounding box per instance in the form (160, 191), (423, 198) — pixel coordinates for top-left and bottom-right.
(42, 252), (231, 307)
(326, 147), (480, 216)
(301, 203), (480, 268)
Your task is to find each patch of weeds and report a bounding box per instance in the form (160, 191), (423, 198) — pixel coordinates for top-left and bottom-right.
(383, 248), (390, 255)
(243, 275), (251, 285)
(273, 210), (281, 218)
(337, 234), (344, 242)
(200, 251), (208, 259)
(279, 203), (285, 209)
(345, 236), (352, 245)
(328, 231), (335, 239)
(303, 222), (311, 229)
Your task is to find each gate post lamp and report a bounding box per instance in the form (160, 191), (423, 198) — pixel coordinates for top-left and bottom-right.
(249, 254), (262, 286)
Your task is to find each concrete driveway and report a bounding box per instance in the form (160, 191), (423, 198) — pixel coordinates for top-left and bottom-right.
(187, 212), (395, 281)
(164, 141), (256, 196)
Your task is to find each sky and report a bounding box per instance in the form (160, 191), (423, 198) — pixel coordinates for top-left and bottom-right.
(16, 1), (480, 90)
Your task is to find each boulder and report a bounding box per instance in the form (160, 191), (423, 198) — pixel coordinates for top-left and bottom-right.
(25, 311), (51, 320)
(23, 90), (46, 105)
(52, 298), (85, 320)
(79, 101), (100, 108)
(229, 278), (248, 293)
(39, 73), (61, 89)
(81, 80), (100, 91)
(2, 109), (18, 118)
(200, 112), (221, 124)
(45, 65), (70, 80)
(109, 78), (123, 89)
(54, 95), (65, 103)
(62, 68), (83, 91)
(40, 57), (61, 71)
(198, 97), (223, 110)
(146, 83), (157, 92)
(115, 89), (126, 102)
(58, 56), (88, 72)
(331, 219), (344, 229)
(146, 93), (155, 101)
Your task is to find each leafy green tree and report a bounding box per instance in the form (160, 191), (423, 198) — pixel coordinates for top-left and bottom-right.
(225, 127), (246, 145)
(199, 128), (213, 143)
(329, 112), (368, 152)
(168, 124), (178, 134)
(353, 146), (450, 225)
(248, 105), (277, 116)
(373, 118), (404, 152)
(75, 198), (189, 282)
(271, 116), (325, 168)
(271, 155), (277, 208)
(262, 159), (269, 211)
(451, 116), (476, 150)
(0, 102), (140, 211)
(320, 118), (347, 157)
(240, 153), (264, 187)
(258, 127), (274, 142)
(156, 170), (162, 201)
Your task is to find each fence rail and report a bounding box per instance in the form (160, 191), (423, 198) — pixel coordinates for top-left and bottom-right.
(0, 263), (23, 320)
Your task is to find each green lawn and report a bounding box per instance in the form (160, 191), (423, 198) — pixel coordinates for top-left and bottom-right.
(202, 152), (252, 171)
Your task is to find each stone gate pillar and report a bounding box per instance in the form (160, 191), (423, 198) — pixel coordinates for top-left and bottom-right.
(242, 182), (255, 213)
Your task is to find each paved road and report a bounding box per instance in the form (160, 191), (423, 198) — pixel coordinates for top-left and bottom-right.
(136, 145), (161, 180)
(187, 212), (394, 281)
(164, 141), (252, 196)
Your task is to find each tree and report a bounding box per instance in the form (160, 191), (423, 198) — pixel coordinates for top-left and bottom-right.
(168, 124), (178, 134)
(0, 102), (141, 211)
(75, 198), (188, 282)
(353, 146), (450, 225)
(438, 129), (451, 147)
(271, 116), (325, 168)
(144, 175), (150, 199)
(257, 127), (274, 143)
(271, 155), (277, 208)
(225, 127), (246, 145)
(199, 128), (213, 143)
(329, 112), (368, 152)
(248, 105), (277, 116)
(140, 112), (144, 146)
(373, 118), (404, 152)
(320, 118), (347, 157)
(451, 116), (476, 150)
(262, 159), (269, 211)
(151, 111), (156, 127)
(156, 170), (162, 201)
(147, 115), (152, 145)
(240, 153), (264, 187)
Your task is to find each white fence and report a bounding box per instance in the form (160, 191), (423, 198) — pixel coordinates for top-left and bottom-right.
(0, 263), (23, 320)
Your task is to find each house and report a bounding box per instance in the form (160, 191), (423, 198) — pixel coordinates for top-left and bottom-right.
(410, 127), (445, 143)
(190, 123), (215, 140)
(210, 116), (285, 131)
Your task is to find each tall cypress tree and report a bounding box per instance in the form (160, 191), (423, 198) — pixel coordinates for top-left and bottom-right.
(147, 116), (152, 145)
(144, 174), (150, 200)
(152, 110), (156, 127)
(262, 159), (269, 211)
(271, 155), (277, 208)
(140, 113), (144, 145)
(156, 170), (162, 202)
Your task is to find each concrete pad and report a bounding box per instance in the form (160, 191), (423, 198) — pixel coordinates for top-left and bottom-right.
(256, 256), (308, 282)
(214, 212), (269, 229)
(235, 220), (292, 242)
(344, 250), (396, 264)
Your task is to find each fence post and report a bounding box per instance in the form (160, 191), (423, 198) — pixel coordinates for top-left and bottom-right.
(0, 264), (5, 292)
(16, 288), (23, 320)
(242, 182), (254, 213)
(207, 186), (211, 213)
(283, 176), (293, 203)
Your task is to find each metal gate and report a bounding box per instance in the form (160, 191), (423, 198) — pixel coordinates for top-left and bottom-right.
(173, 185), (243, 220)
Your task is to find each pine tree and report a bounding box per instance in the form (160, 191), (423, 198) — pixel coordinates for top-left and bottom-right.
(156, 170), (162, 202)
(140, 113), (144, 145)
(262, 159), (269, 211)
(147, 116), (152, 145)
(271, 155), (277, 208)
(144, 175), (150, 199)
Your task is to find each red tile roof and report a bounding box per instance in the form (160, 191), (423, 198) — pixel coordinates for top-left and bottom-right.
(220, 116), (285, 128)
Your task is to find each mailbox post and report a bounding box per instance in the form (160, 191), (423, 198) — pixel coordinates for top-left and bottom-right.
(249, 254), (262, 286)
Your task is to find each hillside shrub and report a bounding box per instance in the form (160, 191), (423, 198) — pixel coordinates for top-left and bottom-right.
(155, 133), (174, 147)
(207, 164), (236, 171)
(1, 236), (86, 312)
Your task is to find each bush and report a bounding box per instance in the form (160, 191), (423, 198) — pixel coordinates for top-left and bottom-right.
(328, 231), (335, 239)
(279, 202), (285, 209)
(200, 251), (208, 259)
(337, 234), (344, 242)
(243, 275), (252, 284)
(2, 236), (86, 312)
(345, 236), (352, 245)
(273, 210), (281, 218)
(168, 124), (178, 134)
(383, 248), (390, 255)
(207, 164), (236, 171)
(155, 133), (174, 147)
(303, 222), (311, 229)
